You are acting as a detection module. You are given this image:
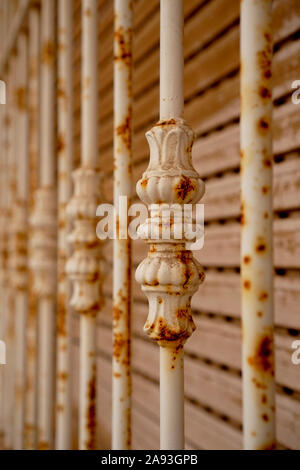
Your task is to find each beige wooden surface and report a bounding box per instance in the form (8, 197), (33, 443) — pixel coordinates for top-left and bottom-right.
(70, 0), (300, 449)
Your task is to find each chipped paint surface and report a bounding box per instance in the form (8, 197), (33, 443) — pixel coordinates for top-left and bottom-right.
(240, 0), (275, 450)
(112, 0), (132, 451)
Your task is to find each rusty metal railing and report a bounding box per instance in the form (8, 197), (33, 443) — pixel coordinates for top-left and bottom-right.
(0, 0), (278, 451)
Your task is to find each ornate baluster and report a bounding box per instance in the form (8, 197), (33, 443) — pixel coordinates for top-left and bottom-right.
(135, 0), (205, 450)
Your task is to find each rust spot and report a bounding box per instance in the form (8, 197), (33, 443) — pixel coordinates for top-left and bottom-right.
(38, 441), (50, 450)
(140, 178), (148, 188)
(262, 413), (269, 422)
(240, 150), (244, 159)
(113, 306), (122, 324)
(158, 297), (163, 304)
(259, 86), (271, 100)
(264, 212), (269, 219)
(256, 238), (267, 253)
(241, 201), (245, 226)
(57, 134), (65, 153)
(84, 8), (91, 16)
(243, 255), (251, 264)
(58, 371), (68, 381)
(262, 186), (269, 194)
(261, 394), (268, 404)
(174, 176), (196, 202)
(257, 50), (271, 80)
(57, 293), (67, 336)
(248, 330), (274, 376)
(263, 158), (272, 168)
(259, 441), (276, 450)
(86, 365), (96, 450)
(15, 87), (26, 110)
(114, 372), (121, 378)
(259, 292), (268, 301)
(257, 311), (263, 317)
(42, 41), (54, 65)
(243, 280), (251, 290)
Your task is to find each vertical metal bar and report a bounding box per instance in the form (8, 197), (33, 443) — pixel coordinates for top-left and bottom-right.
(135, 0), (205, 450)
(55, 0), (73, 450)
(66, 0), (102, 450)
(30, 0), (56, 450)
(4, 53), (17, 450)
(112, 0), (133, 450)
(12, 30), (29, 450)
(24, 3), (40, 450)
(240, 0), (275, 450)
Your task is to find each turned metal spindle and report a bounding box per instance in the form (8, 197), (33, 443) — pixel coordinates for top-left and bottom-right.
(240, 0), (275, 450)
(135, 0), (205, 450)
(112, 0), (133, 450)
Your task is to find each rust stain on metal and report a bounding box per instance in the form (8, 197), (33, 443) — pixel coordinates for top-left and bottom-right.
(259, 85), (271, 100)
(258, 441), (276, 450)
(38, 441), (50, 450)
(258, 291), (268, 301)
(86, 365), (96, 450)
(15, 87), (27, 110)
(256, 238), (267, 253)
(243, 255), (251, 264)
(157, 118), (176, 126)
(57, 293), (67, 336)
(257, 49), (271, 80)
(243, 280), (251, 290)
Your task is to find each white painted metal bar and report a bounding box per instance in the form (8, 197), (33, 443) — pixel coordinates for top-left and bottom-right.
(66, 0), (102, 450)
(240, 0), (275, 450)
(30, 0), (56, 450)
(24, 3), (40, 450)
(135, 0), (205, 450)
(112, 0), (133, 450)
(55, 0), (73, 450)
(12, 30), (29, 450)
